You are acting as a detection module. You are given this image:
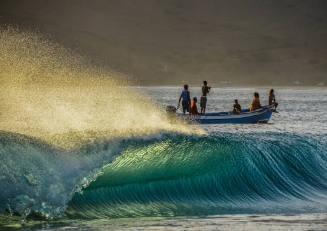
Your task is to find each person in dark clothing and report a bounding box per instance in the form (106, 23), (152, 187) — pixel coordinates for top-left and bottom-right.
(269, 89), (278, 112)
(200, 81), (211, 114)
(233, 99), (241, 114)
(178, 84), (191, 114)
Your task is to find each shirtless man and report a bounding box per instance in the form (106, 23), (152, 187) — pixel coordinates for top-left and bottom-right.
(200, 81), (211, 114)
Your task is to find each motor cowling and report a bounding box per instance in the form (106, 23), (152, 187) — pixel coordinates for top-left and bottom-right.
(166, 105), (177, 114)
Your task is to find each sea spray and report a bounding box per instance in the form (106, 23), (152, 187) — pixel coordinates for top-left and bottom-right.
(0, 26), (202, 219)
(0, 26), (202, 147)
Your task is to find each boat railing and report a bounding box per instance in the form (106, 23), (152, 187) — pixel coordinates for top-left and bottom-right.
(203, 105), (273, 116)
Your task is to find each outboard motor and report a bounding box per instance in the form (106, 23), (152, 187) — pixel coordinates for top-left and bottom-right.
(166, 105), (177, 114)
(166, 106), (177, 120)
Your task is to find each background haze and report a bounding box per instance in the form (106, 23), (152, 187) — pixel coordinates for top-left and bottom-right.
(1, 0), (326, 86)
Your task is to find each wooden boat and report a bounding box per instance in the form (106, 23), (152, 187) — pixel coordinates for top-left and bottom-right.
(175, 105), (274, 124)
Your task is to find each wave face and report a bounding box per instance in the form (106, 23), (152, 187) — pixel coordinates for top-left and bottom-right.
(1, 130), (327, 219)
(66, 132), (327, 218)
(0, 130), (128, 218)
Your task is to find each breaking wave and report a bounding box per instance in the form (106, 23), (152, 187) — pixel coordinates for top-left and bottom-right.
(1, 131), (326, 219)
(66, 132), (327, 218)
(1, 26), (327, 221)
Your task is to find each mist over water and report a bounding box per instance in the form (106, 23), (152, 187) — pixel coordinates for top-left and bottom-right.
(0, 27), (203, 221)
(0, 27), (199, 147)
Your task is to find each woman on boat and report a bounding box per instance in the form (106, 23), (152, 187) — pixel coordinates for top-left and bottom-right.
(250, 92), (261, 111)
(269, 89), (278, 112)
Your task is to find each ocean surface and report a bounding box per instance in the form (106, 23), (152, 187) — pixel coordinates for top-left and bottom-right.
(1, 87), (327, 231)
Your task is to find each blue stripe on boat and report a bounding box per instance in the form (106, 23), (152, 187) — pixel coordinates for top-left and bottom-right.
(177, 105), (273, 124)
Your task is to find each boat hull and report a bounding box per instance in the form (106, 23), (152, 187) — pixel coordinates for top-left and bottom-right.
(177, 106), (273, 124)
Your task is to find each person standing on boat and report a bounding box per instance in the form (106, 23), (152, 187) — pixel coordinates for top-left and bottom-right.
(200, 81), (211, 114)
(178, 84), (191, 114)
(269, 89), (278, 112)
(191, 97), (200, 115)
(250, 92), (261, 111)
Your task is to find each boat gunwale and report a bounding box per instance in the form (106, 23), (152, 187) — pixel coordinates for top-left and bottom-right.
(174, 105), (273, 124)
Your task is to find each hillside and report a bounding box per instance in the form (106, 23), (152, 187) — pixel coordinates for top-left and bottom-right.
(1, 0), (326, 86)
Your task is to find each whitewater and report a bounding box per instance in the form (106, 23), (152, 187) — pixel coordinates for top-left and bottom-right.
(1, 28), (327, 230)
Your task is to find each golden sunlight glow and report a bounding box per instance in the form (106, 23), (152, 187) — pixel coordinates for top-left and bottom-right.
(0, 27), (203, 147)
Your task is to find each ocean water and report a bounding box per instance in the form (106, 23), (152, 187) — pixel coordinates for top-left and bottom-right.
(1, 87), (327, 231)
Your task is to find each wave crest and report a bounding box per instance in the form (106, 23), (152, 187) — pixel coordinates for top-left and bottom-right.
(66, 132), (327, 218)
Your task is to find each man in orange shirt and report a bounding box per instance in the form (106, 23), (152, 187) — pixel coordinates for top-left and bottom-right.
(191, 97), (200, 115)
